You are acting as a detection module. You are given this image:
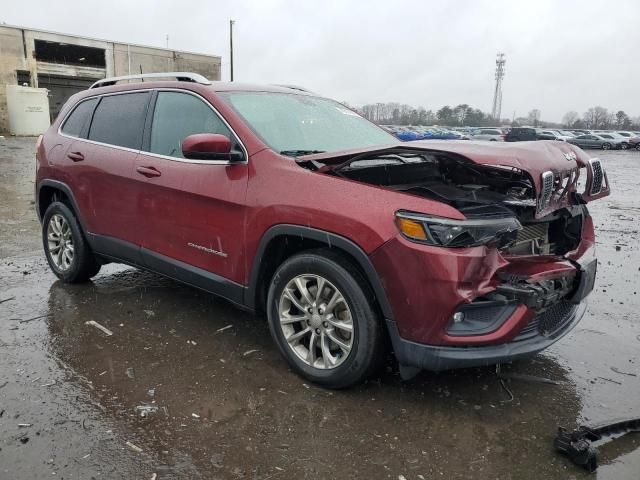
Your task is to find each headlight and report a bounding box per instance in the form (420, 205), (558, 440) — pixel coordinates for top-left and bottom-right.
(395, 211), (522, 247)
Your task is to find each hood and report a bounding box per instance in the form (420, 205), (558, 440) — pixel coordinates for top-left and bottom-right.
(298, 141), (584, 181)
(296, 140), (610, 218)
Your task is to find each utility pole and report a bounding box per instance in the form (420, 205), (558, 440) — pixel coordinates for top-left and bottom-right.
(491, 53), (506, 121)
(229, 19), (235, 81)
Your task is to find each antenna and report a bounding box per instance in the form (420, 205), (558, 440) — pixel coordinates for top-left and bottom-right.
(491, 53), (506, 121)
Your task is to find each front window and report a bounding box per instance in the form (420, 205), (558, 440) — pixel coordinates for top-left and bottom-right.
(220, 92), (397, 154)
(150, 91), (233, 159)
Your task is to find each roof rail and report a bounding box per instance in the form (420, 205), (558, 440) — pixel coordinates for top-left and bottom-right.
(273, 84), (315, 94)
(90, 72), (211, 89)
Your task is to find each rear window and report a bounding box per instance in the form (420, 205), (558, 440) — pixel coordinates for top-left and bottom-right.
(61, 98), (98, 138)
(88, 92), (150, 149)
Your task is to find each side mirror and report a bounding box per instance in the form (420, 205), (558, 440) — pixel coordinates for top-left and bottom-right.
(181, 133), (244, 161)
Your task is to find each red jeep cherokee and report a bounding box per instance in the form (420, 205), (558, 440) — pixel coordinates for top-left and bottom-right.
(35, 72), (609, 388)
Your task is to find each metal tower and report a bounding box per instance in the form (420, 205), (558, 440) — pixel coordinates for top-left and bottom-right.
(491, 53), (506, 121)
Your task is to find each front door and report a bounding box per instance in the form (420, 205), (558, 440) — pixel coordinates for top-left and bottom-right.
(132, 90), (249, 284)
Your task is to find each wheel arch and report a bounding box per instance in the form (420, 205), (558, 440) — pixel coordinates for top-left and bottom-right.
(37, 180), (86, 231)
(246, 225), (394, 321)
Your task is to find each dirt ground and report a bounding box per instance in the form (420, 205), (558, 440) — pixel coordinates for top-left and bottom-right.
(1, 136), (638, 479)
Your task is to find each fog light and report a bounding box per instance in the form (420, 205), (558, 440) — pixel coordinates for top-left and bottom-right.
(452, 312), (465, 323)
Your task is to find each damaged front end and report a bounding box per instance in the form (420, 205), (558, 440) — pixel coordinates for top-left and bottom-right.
(298, 142), (609, 372)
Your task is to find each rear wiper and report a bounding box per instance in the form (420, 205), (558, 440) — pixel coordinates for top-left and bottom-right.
(280, 149), (326, 157)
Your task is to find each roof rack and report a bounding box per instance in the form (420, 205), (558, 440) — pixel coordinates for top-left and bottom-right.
(90, 72), (211, 89)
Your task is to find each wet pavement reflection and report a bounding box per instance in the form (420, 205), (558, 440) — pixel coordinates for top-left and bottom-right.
(1, 138), (639, 479)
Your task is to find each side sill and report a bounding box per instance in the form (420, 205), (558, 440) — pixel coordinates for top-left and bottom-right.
(86, 233), (247, 309)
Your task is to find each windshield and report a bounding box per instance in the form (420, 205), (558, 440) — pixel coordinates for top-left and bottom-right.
(220, 92), (398, 154)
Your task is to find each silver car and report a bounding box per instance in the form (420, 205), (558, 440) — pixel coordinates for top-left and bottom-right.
(598, 133), (629, 149)
(568, 134), (625, 150)
(470, 128), (504, 141)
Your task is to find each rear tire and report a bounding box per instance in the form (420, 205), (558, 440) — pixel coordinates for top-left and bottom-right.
(602, 143), (611, 150)
(42, 202), (101, 283)
(266, 250), (384, 388)
(620, 143), (628, 150)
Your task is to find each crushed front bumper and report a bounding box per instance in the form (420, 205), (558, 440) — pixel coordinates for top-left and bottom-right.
(370, 219), (597, 372)
(386, 300), (587, 372)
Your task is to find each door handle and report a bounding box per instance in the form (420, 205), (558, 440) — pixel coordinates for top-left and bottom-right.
(67, 151), (85, 162)
(136, 166), (162, 178)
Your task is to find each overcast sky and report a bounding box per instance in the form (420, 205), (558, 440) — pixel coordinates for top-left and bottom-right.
(3, 0), (639, 121)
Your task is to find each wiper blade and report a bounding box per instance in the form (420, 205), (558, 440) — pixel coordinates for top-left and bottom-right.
(280, 149), (326, 157)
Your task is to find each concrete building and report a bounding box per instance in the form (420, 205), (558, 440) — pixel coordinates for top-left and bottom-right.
(0, 24), (222, 133)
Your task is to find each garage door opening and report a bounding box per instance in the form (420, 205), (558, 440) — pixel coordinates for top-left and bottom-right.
(34, 40), (106, 68)
(37, 75), (96, 121)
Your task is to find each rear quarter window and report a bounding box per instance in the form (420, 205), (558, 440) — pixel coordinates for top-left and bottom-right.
(60, 98), (98, 138)
(88, 92), (151, 149)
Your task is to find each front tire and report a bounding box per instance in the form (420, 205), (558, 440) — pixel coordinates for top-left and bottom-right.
(42, 202), (101, 283)
(602, 143), (611, 150)
(266, 250), (383, 388)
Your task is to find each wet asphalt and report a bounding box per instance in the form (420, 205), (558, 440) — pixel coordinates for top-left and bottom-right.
(0, 137), (638, 479)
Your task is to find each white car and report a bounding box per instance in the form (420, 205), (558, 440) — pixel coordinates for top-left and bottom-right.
(539, 130), (568, 141)
(470, 128), (504, 141)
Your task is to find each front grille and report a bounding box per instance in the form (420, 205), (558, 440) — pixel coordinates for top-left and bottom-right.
(514, 301), (577, 341)
(537, 301), (576, 335)
(538, 171), (554, 211)
(590, 159), (603, 194)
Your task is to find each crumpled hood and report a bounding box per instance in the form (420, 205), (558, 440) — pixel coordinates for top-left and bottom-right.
(298, 140), (584, 184)
(297, 140), (610, 218)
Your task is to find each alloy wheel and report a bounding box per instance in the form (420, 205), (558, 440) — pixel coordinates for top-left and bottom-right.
(278, 274), (354, 369)
(47, 214), (74, 271)
(602, 143), (611, 150)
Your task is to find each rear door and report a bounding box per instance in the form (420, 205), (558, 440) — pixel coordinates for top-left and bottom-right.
(586, 135), (600, 148)
(59, 91), (150, 248)
(133, 90), (249, 284)
(81, 91), (151, 247)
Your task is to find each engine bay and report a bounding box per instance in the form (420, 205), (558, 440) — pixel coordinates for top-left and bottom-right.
(318, 150), (583, 255)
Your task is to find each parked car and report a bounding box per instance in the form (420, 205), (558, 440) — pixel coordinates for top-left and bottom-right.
(615, 131), (635, 139)
(597, 132), (630, 149)
(505, 127), (537, 142)
(35, 72), (609, 388)
(392, 127), (421, 141)
(558, 130), (577, 138)
(538, 130), (567, 141)
(421, 128), (459, 140)
(470, 128), (504, 141)
(628, 135), (640, 150)
(567, 134), (624, 150)
(549, 130), (575, 141)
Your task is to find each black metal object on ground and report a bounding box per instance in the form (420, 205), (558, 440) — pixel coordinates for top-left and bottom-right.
(554, 418), (640, 472)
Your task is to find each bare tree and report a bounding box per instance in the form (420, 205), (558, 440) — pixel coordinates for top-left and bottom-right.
(584, 106), (608, 129)
(562, 111), (579, 127)
(527, 109), (541, 126)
